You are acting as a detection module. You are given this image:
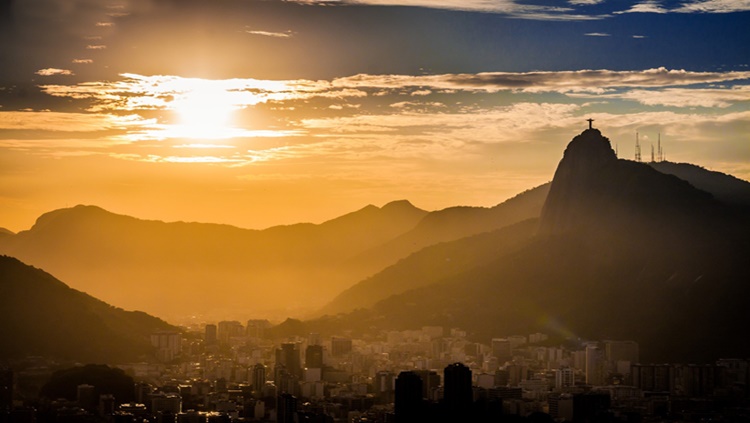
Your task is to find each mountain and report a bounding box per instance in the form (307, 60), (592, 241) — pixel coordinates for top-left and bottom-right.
(649, 161), (750, 207)
(0, 201), (428, 320)
(320, 218), (540, 315)
(347, 183), (550, 277)
(296, 129), (750, 362)
(0, 255), (175, 363)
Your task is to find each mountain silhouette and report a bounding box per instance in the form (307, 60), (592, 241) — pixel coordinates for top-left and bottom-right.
(649, 160), (750, 207)
(0, 201), (428, 320)
(345, 183), (550, 280)
(294, 129), (750, 362)
(0, 255), (175, 362)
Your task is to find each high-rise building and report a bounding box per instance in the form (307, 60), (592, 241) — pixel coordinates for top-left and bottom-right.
(217, 321), (243, 345)
(277, 393), (297, 423)
(205, 325), (217, 345)
(412, 370), (440, 400)
(631, 364), (672, 393)
(585, 344), (605, 386)
(246, 320), (269, 339)
(443, 363), (473, 415)
(77, 384), (97, 411)
(304, 345), (324, 369)
(555, 367), (575, 389)
(0, 369), (12, 411)
(491, 338), (511, 362)
(375, 371), (395, 402)
(395, 371), (423, 423)
(330, 337), (352, 357)
(276, 343), (301, 379)
(151, 332), (182, 362)
(252, 364), (266, 391)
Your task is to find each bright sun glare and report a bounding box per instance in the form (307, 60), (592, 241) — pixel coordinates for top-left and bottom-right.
(170, 82), (239, 140)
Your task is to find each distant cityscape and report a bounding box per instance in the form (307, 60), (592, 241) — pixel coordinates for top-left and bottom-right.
(3, 320), (750, 423)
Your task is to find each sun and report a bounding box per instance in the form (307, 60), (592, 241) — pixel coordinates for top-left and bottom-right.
(169, 81), (240, 139)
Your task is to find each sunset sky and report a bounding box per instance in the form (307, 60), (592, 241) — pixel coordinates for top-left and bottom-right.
(1, 0), (748, 232)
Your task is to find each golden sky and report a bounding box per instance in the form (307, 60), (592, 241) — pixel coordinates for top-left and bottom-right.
(1, 0), (749, 231)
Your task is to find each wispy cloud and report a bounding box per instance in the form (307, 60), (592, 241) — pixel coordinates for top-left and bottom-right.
(330, 68), (750, 93)
(0, 111), (147, 133)
(245, 29), (295, 38)
(293, 0), (606, 20)
(615, 1), (669, 14)
(675, 0), (750, 12)
(593, 86), (750, 108)
(35, 68), (74, 77)
(584, 32), (610, 36)
(616, 0), (750, 13)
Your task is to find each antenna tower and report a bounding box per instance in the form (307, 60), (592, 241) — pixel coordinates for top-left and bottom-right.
(657, 133), (663, 162)
(635, 132), (642, 162)
(651, 144), (655, 162)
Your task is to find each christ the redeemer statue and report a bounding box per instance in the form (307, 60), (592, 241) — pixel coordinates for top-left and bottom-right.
(586, 118), (594, 129)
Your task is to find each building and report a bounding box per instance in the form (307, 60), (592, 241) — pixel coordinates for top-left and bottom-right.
(151, 331), (182, 362)
(395, 371), (423, 422)
(444, 363), (473, 415)
(245, 320), (269, 339)
(252, 364), (266, 391)
(277, 393), (297, 423)
(555, 367), (575, 389)
(412, 370), (440, 400)
(305, 344), (324, 369)
(204, 325), (217, 345)
(276, 343), (301, 379)
(585, 344), (605, 386)
(491, 338), (512, 362)
(217, 321), (243, 345)
(0, 369), (12, 411)
(331, 337), (353, 357)
(631, 364), (672, 393)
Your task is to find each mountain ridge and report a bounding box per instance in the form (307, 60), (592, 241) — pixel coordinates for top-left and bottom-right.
(0, 255), (175, 363)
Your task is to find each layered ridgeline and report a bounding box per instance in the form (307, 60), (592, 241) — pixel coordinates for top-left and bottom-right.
(0, 255), (174, 363)
(0, 189), (546, 320)
(305, 129), (750, 362)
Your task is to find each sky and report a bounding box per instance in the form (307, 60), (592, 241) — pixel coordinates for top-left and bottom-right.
(0, 0), (748, 232)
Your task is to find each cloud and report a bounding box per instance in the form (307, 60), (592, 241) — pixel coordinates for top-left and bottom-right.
(615, 1), (669, 13)
(674, 0), (750, 12)
(584, 32), (610, 36)
(616, 0), (750, 13)
(593, 86), (750, 108)
(35, 68), (74, 76)
(331, 68), (750, 93)
(72, 59), (94, 64)
(245, 30), (295, 38)
(0, 111), (146, 133)
(293, 0), (606, 20)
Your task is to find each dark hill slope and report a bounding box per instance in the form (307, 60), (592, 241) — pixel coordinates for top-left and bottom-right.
(0, 255), (175, 363)
(649, 161), (750, 207)
(348, 184), (549, 277)
(320, 218), (540, 315)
